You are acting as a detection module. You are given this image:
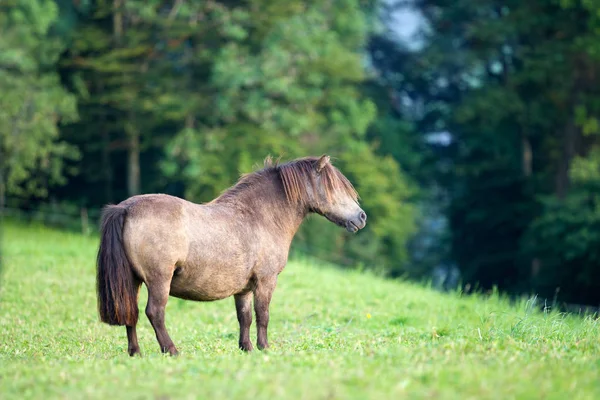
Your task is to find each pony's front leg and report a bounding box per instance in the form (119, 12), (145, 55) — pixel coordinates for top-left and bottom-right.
(234, 292), (253, 352)
(254, 275), (277, 350)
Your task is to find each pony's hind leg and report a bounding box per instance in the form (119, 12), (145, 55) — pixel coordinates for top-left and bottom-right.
(145, 275), (179, 356)
(126, 279), (142, 356)
(126, 325), (140, 356)
(234, 292), (253, 352)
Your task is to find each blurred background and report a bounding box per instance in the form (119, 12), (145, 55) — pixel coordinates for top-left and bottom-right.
(2, 0), (600, 308)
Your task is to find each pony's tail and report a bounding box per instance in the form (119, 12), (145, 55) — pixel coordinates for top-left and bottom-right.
(96, 205), (138, 326)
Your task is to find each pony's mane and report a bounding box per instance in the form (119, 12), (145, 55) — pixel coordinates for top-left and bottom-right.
(267, 156), (359, 205)
(215, 156), (359, 205)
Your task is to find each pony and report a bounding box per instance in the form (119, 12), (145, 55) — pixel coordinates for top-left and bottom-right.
(96, 155), (367, 356)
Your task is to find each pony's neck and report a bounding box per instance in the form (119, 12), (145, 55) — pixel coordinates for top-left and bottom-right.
(215, 170), (308, 241)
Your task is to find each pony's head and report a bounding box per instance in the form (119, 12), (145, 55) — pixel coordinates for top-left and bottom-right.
(275, 155), (367, 233)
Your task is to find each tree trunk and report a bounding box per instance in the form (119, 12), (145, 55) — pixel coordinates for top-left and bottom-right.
(521, 133), (532, 177)
(114, 0), (141, 197)
(0, 166), (5, 218)
(521, 130), (538, 280)
(185, 113), (195, 129)
(555, 118), (577, 200)
(127, 132), (140, 196)
(113, 0), (123, 42)
(101, 127), (113, 203)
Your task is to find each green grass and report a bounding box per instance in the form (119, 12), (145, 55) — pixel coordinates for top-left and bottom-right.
(1, 222), (599, 399)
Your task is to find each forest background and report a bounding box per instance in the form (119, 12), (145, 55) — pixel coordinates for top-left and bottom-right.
(3, 0), (600, 307)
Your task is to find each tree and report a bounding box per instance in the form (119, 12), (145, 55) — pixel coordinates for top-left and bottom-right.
(0, 0), (78, 208)
(521, 0), (600, 305)
(48, 0), (419, 273)
(58, 0), (205, 204)
(158, 0), (417, 270)
(368, 0), (600, 303)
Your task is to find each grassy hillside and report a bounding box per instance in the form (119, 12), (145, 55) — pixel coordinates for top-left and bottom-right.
(1, 222), (599, 399)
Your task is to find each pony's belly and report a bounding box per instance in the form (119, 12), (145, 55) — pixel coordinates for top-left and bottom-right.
(168, 265), (252, 302)
(168, 286), (231, 302)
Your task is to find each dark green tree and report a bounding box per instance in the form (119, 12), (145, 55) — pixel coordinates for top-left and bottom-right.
(369, 0), (600, 303)
(50, 0), (418, 272)
(0, 0), (78, 207)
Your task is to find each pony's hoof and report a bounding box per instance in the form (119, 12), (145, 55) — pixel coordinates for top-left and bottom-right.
(128, 348), (141, 357)
(239, 342), (253, 352)
(162, 345), (179, 356)
(257, 343), (269, 351)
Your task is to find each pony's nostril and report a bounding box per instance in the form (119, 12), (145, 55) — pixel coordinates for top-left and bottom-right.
(359, 212), (367, 222)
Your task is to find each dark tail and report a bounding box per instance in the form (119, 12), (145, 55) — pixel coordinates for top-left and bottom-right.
(96, 205), (139, 326)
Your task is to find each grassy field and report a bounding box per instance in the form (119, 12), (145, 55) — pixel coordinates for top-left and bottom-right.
(1, 222), (599, 399)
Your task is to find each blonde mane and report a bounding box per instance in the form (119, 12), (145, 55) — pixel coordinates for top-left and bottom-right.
(266, 156), (359, 205)
(215, 156), (359, 206)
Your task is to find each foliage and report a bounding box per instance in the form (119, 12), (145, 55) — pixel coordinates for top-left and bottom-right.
(369, 0), (600, 303)
(523, 192), (600, 305)
(2, 222), (600, 399)
(49, 0), (417, 272)
(336, 144), (417, 271)
(10, 0), (600, 305)
(159, 0), (378, 199)
(519, 0), (600, 304)
(0, 0), (79, 200)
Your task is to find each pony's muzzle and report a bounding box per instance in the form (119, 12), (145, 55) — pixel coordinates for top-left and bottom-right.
(346, 211), (367, 233)
(359, 211), (367, 224)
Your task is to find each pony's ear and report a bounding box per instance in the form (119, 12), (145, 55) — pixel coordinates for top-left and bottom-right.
(316, 155), (330, 173)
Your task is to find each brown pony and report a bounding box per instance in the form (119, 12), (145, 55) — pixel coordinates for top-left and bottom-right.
(96, 155), (366, 356)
